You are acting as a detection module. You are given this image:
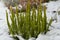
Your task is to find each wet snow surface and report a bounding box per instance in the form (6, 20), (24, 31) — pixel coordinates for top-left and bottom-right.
(0, 0), (60, 40)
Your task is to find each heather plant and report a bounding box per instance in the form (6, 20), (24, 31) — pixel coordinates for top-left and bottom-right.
(6, 0), (52, 40)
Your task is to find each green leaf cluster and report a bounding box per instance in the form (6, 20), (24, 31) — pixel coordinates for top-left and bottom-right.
(6, 0), (52, 40)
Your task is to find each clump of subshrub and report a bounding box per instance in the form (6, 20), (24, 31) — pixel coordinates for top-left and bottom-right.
(6, 0), (52, 40)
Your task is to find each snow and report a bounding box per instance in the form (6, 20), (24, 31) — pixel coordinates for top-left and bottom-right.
(29, 37), (36, 40)
(0, 1), (13, 40)
(0, 0), (60, 40)
(0, 1), (5, 7)
(36, 29), (60, 40)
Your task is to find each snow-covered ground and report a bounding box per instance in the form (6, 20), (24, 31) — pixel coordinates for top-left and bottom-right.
(0, 0), (60, 40)
(0, 1), (13, 40)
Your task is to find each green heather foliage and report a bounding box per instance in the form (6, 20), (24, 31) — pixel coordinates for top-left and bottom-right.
(6, 0), (52, 40)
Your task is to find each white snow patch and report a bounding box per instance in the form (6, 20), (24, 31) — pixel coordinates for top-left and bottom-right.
(0, 0), (60, 40)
